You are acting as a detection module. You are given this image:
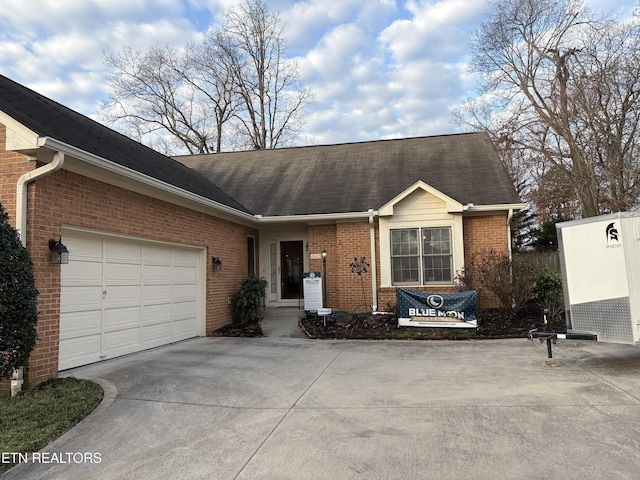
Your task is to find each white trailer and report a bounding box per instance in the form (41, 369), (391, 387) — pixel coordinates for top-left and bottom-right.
(555, 212), (640, 344)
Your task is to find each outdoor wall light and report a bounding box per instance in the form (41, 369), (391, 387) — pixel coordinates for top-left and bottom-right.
(48, 239), (69, 264)
(212, 256), (223, 271)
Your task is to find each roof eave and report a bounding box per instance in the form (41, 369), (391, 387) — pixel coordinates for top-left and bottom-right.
(37, 136), (256, 223)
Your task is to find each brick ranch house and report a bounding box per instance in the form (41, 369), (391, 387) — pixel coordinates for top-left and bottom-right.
(0, 74), (524, 389)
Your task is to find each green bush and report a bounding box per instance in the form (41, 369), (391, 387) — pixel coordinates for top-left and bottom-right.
(232, 274), (268, 324)
(533, 269), (565, 320)
(0, 202), (39, 379)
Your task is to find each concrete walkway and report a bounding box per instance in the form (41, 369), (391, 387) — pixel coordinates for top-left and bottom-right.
(5, 336), (640, 479)
(260, 307), (306, 339)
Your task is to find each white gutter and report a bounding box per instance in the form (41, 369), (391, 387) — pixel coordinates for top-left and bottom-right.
(255, 210), (379, 223)
(465, 203), (526, 213)
(16, 151), (65, 246)
(368, 210), (378, 312)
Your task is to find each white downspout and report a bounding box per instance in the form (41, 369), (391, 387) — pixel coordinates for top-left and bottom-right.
(16, 151), (65, 246)
(369, 210), (378, 312)
(11, 151), (64, 396)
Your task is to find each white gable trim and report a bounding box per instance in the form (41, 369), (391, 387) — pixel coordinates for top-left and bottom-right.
(379, 181), (464, 216)
(0, 111), (39, 151)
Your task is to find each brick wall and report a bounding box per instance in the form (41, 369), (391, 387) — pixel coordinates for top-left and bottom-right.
(1, 133), (258, 388)
(462, 214), (509, 309)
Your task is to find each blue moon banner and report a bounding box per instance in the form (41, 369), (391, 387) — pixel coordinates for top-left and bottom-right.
(397, 288), (478, 328)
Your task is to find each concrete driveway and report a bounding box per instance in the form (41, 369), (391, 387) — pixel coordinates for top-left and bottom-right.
(4, 336), (640, 480)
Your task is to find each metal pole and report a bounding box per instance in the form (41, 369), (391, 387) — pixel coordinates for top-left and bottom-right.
(322, 250), (327, 308)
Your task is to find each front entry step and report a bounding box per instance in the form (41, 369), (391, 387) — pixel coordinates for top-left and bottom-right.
(263, 307), (304, 318)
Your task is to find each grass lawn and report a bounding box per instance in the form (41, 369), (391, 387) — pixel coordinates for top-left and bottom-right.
(0, 377), (103, 474)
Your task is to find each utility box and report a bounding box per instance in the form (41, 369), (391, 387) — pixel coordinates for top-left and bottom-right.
(556, 212), (640, 344)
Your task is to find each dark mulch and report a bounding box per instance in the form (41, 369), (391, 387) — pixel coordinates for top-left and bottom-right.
(301, 305), (565, 340)
(301, 304), (564, 340)
(211, 320), (264, 337)
(212, 304), (566, 340)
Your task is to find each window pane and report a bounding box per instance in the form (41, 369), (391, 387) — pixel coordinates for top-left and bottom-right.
(392, 257), (420, 284)
(391, 229), (418, 256)
(423, 255), (452, 283)
(422, 227), (452, 283)
(423, 227), (450, 255)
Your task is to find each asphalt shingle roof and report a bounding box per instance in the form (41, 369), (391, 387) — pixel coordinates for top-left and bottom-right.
(0, 74), (250, 214)
(176, 133), (522, 217)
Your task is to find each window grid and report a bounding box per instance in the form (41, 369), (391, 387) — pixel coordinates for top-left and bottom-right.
(391, 227), (452, 285)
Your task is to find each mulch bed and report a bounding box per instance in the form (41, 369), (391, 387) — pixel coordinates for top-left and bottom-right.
(211, 321), (265, 337)
(212, 304), (566, 340)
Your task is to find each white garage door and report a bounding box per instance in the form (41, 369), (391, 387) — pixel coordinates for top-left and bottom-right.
(59, 232), (202, 370)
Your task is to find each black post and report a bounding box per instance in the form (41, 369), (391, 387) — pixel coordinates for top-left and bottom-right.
(322, 249), (327, 308)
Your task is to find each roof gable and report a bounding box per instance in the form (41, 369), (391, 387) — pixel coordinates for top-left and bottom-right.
(379, 181), (463, 216)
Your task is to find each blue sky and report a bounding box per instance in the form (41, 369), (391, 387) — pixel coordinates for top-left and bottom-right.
(0, 0), (636, 148)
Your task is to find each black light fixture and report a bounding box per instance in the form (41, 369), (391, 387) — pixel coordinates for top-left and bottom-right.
(48, 239), (69, 264)
(212, 256), (223, 271)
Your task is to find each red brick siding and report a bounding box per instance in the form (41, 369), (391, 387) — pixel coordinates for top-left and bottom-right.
(463, 214), (509, 257)
(462, 214), (510, 309)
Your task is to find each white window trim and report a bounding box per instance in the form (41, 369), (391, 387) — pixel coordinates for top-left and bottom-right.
(380, 216), (464, 288)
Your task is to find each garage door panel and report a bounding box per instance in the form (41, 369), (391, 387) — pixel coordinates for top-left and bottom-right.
(172, 284), (197, 303)
(173, 301), (196, 320)
(64, 235), (102, 259)
(142, 264), (172, 284)
(104, 285), (141, 308)
(105, 263), (141, 284)
(59, 335), (102, 371)
(173, 317), (197, 339)
(142, 304), (172, 325)
(143, 285), (172, 305)
(103, 306), (142, 331)
(60, 310), (102, 339)
(172, 265), (196, 284)
(173, 249), (197, 266)
(104, 241), (140, 261)
(103, 328), (141, 356)
(141, 322), (172, 346)
(62, 260), (103, 285)
(60, 286), (102, 313)
(142, 245), (172, 264)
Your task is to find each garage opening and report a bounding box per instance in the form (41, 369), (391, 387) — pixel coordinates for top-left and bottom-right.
(58, 230), (204, 370)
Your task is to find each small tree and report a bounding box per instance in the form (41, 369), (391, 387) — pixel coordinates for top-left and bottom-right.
(0, 202), (39, 379)
(232, 274), (268, 324)
(458, 249), (537, 315)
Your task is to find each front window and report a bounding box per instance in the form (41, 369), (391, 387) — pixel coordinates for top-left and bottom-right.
(391, 227), (453, 285)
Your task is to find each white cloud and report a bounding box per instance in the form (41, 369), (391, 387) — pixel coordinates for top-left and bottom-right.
(1, 0), (637, 148)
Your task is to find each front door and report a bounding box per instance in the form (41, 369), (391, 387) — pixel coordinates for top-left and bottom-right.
(280, 241), (303, 300)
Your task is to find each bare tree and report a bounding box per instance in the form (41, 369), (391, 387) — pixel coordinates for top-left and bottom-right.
(102, 45), (230, 154)
(101, 0), (310, 154)
(216, 0), (312, 150)
(454, 0), (640, 217)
